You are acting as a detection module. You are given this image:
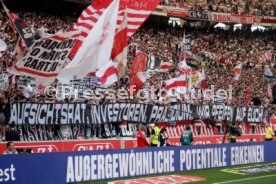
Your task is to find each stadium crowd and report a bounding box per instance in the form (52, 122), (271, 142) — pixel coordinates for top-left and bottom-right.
(129, 26), (275, 107)
(160, 0), (276, 16)
(0, 6), (275, 141)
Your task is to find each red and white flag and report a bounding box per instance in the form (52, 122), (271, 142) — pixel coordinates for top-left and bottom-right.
(96, 60), (117, 87)
(233, 63), (243, 81)
(73, 0), (160, 41)
(111, 10), (128, 78)
(58, 0), (119, 83)
(166, 75), (187, 90)
(66, 0), (161, 83)
(160, 61), (172, 72)
(128, 71), (148, 92)
(136, 71), (148, 88)
(73, 0), (113, 40)
(69, 0), (161, 59)
(178, 59), (195, 76)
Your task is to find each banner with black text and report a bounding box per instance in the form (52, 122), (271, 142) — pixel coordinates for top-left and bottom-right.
(14, 34), (78, 82)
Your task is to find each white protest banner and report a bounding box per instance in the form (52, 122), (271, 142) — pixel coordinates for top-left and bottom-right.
(17, 75), (37, 90)
(14, 32), (78, 83)
(71, 75), (98, 91)
(56, 83), (76, 101)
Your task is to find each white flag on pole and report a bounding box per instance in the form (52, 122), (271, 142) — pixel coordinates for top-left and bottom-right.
(57, 0), (119, 83)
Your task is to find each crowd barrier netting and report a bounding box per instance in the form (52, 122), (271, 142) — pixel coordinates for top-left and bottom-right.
(0, 141), (276, 184)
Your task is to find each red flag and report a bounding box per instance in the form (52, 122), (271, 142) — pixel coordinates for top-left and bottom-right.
(130, 51), (147, 76)
(201, 80), (206, 89)
(245, 82), (251, 105)
(129, 51), (147, 91)
(129, 71), (147, 91)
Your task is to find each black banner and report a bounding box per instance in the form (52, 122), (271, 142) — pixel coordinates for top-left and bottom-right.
(188, 10), (210, 20)
(9, 103), (268, 125)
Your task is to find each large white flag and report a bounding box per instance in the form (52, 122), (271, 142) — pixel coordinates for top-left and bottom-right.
(57, 0), (119, 83)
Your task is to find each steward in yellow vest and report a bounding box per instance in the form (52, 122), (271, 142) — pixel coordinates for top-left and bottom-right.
(265, 124), (274, 141)
(150, 123), (160, 147)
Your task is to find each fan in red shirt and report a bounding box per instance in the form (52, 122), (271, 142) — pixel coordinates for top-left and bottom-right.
(136, 124), (151, 148)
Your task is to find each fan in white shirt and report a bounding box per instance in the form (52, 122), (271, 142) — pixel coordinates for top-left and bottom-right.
(169, 88), (180, 105)
(22, 80), (33, 100)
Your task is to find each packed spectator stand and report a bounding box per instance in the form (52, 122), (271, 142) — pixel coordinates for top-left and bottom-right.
(160, 0), (276, 16)
(0, 0), (275, 142)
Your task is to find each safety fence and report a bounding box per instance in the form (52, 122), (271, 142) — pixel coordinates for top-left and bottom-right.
(0, 134), (265, 153)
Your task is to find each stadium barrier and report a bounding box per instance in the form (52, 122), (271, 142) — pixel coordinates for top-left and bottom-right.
(0, 134), (265, 153)
(0, 141), (276, 183)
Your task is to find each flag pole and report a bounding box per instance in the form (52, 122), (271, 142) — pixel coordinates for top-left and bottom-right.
(1, 1), (30, 51)
(178, 29), (186, 63)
